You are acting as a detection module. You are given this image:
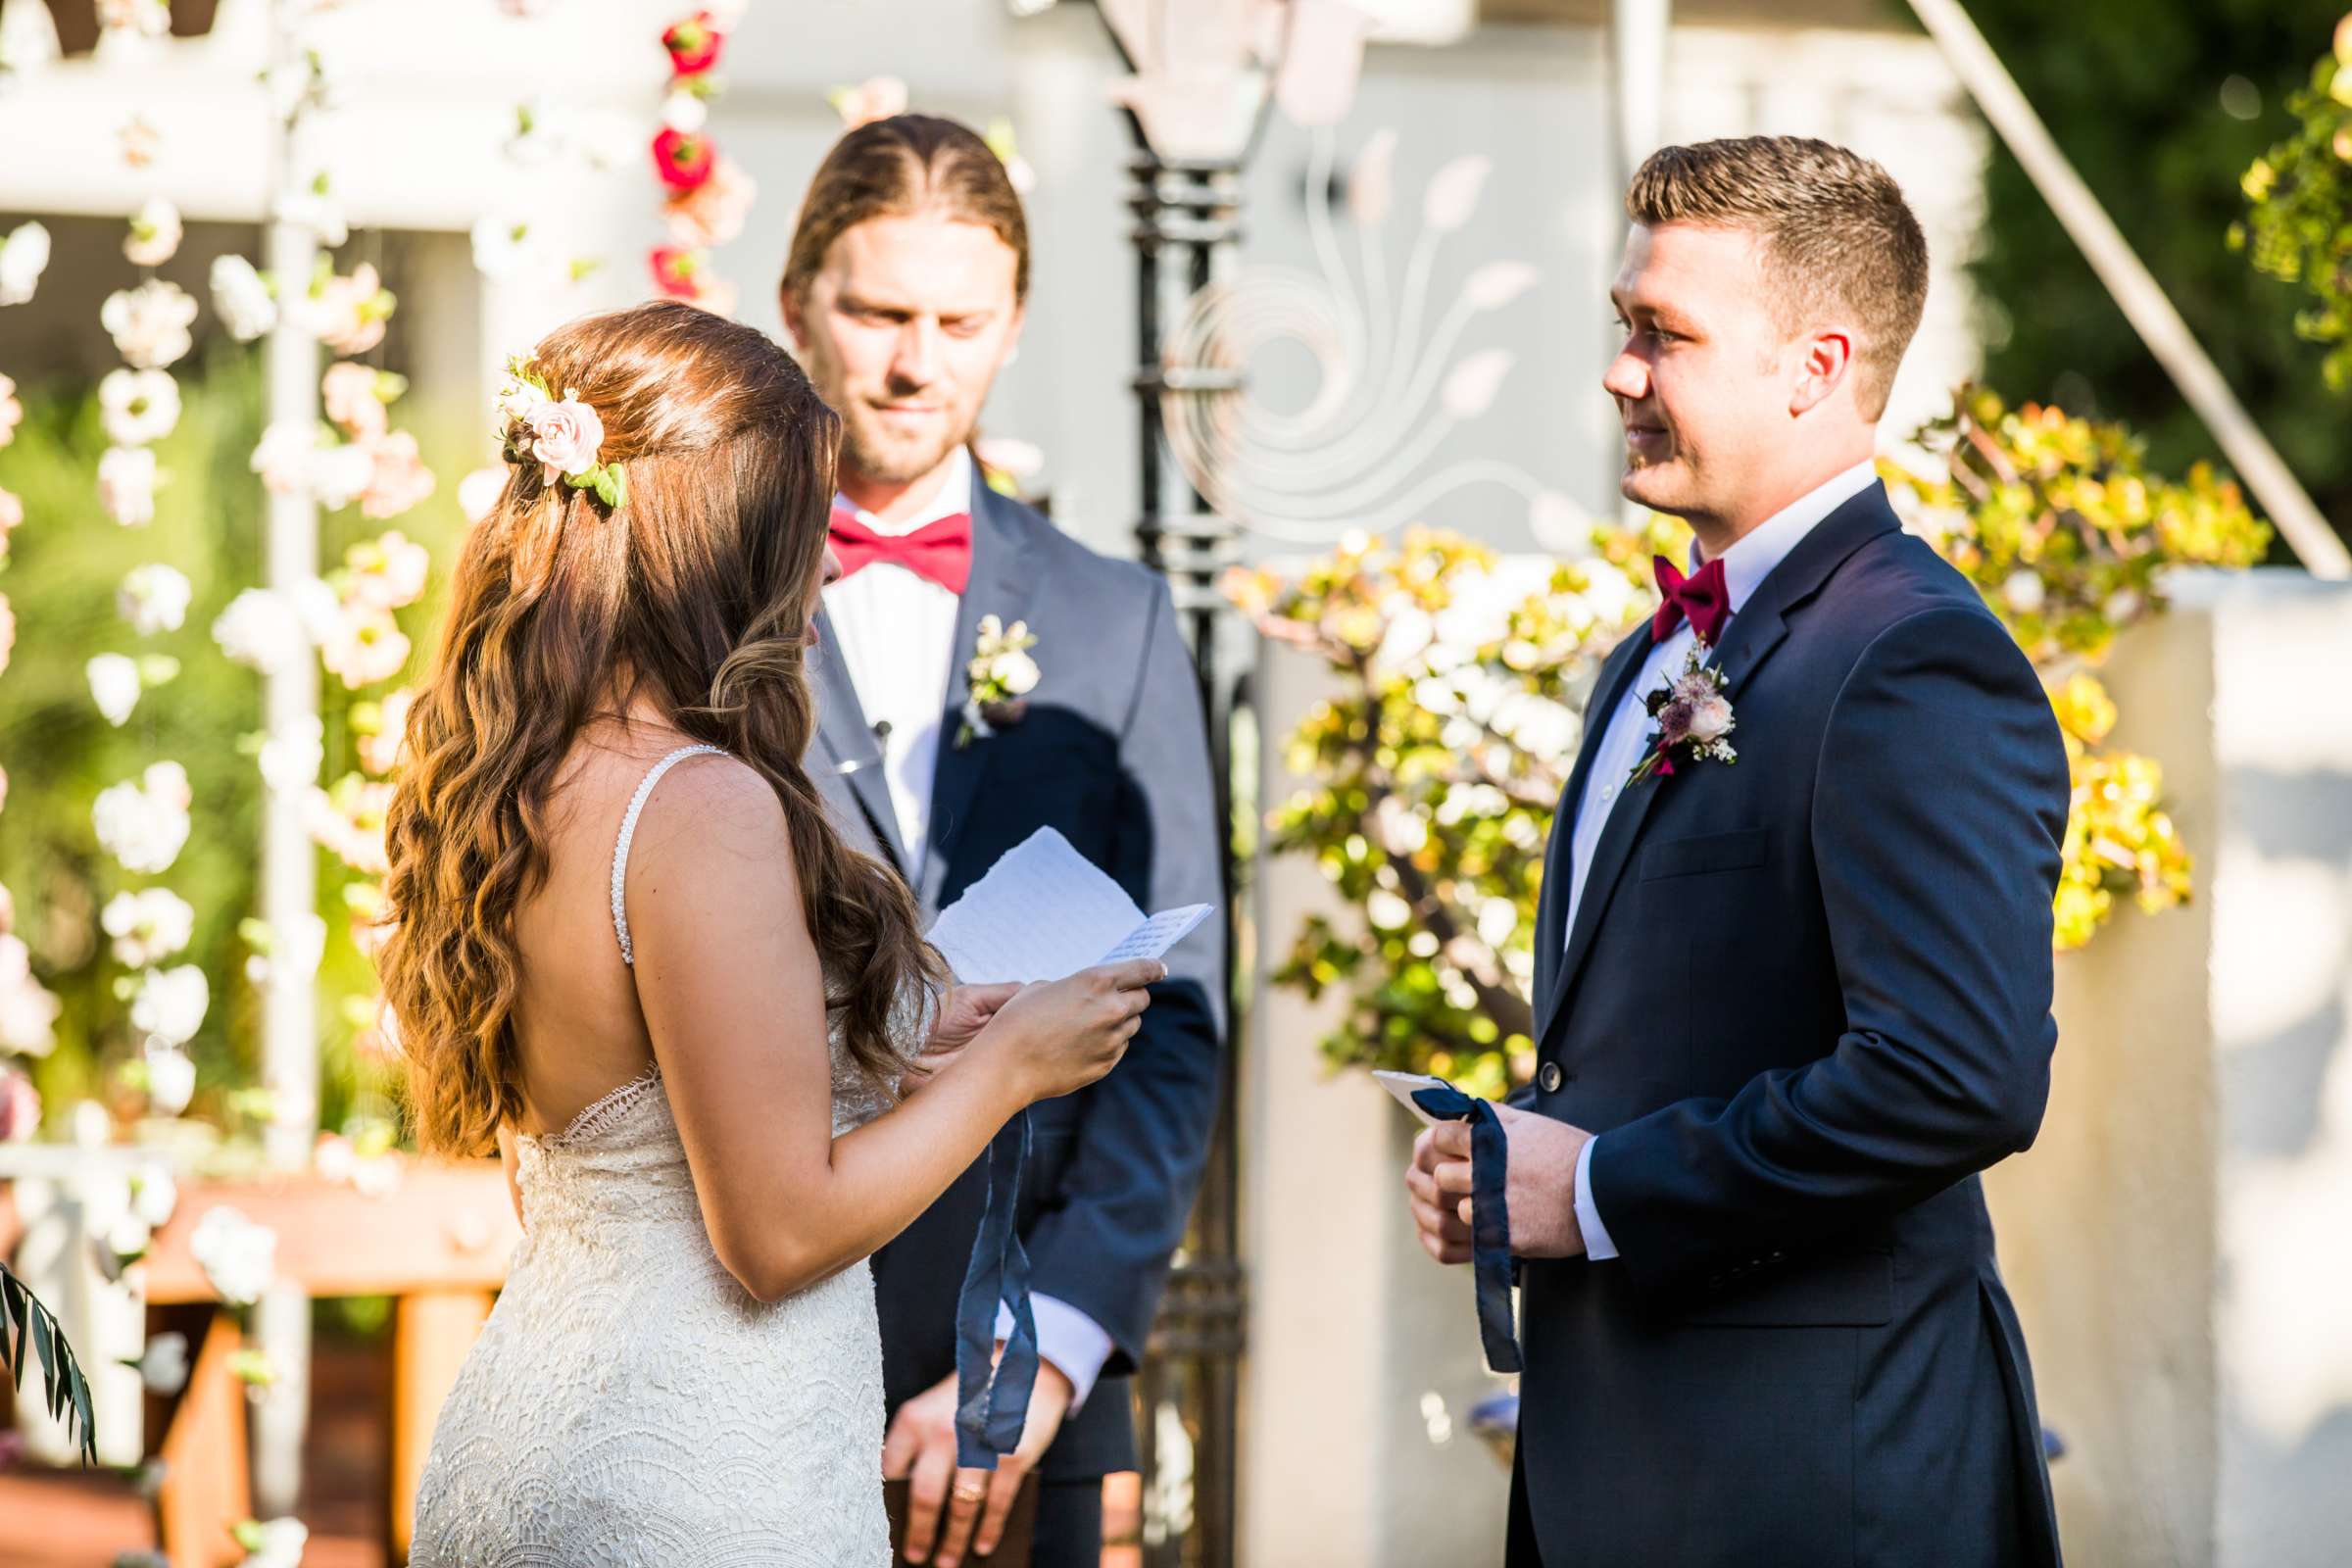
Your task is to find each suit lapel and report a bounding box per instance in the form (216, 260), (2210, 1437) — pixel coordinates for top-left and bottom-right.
(810, 607), (912, 876)
(918, 484), (1050, 911)
(1533, 629), (1648, 1025)
(1541, 483), (1901, 1039)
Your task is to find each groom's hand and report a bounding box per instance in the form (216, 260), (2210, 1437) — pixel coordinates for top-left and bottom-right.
(882, 1356), (1074, 1566)
(1406, 1125), (1476, 1264)
(1428, 1104), (1592, 1260)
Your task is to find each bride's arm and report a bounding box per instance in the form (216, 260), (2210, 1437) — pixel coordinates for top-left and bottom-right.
(621, 757), (1151, 1303)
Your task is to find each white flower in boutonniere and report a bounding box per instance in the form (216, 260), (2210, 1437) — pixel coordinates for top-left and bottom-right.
(1628, 644), (1738, 785)
(957, 614), (1040, 749)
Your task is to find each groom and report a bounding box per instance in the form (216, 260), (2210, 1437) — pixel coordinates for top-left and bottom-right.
(1407, 137), (2071, 1564)
(781, 116), (1224, 1568)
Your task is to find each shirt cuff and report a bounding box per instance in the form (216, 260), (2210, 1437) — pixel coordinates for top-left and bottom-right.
(993, 1292), (1115, 1412)
(1575, 1133), (1619, 1261)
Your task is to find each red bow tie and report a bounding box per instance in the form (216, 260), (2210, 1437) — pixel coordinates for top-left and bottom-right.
(1651, 554), (1733, 645)
(828, 507), (973, 595)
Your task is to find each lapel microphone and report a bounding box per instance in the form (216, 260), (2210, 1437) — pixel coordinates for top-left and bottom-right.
(872, 719), (892, 742)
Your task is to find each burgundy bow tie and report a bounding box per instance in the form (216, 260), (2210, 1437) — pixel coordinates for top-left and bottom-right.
(828, 507), (973, 595)
(1651, 554), (1733, 645)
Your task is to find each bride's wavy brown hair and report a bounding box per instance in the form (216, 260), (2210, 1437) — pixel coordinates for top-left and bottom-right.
(381, 300), (941, 1156)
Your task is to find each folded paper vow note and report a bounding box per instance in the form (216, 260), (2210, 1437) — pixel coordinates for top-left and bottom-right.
(926, 827), (1213, 985)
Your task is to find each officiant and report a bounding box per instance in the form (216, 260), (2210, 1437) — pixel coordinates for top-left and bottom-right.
(780, 114), (1225, 1568)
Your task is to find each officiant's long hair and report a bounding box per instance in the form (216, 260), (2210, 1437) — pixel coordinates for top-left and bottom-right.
(381, 300), (942, 1156)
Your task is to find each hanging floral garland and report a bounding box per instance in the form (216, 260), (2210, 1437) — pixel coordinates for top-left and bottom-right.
(0, 219), (59, 1118)
(648, 3), (755, 316)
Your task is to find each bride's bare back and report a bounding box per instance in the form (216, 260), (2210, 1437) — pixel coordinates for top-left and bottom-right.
(509, 710), (710, 1139)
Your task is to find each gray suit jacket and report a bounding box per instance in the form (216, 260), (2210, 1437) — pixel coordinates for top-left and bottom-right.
(810, 482), (1226, 1479)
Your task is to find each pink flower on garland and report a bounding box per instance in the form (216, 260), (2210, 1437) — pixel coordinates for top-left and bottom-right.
(650, 245), (706, 299)
(663, 156), (756, 249)
(662, 11), (725, 76)
(653, 127), (716, 192)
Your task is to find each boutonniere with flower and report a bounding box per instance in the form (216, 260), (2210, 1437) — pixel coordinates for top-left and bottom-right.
(494, 354), (627, 510)
(958, 614), (1039, 748)
(1628, 644), (1737, 784)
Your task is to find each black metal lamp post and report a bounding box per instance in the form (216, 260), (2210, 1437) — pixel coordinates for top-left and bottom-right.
(1095, 7), (1278, 1562)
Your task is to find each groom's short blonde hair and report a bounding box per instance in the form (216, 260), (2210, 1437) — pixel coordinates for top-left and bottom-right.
(1626, 136), (1928, 418)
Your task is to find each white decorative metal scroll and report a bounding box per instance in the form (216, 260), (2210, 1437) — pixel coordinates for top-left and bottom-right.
(1158, 126), (1586, 548)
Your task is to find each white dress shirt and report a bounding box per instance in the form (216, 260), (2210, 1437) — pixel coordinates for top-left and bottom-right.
(822, 447), (1118, 1411)
(1565, 461), (1880, 1261)
(819, 446), (971, 876)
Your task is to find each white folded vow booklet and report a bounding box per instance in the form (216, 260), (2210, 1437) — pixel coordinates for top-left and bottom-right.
(925, 827), (1213, 984)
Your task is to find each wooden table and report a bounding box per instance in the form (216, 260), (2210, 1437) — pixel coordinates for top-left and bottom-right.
(3, 1159), (520, 1568)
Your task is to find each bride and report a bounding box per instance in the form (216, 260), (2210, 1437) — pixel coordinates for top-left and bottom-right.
(383, 301), (1160, 1565)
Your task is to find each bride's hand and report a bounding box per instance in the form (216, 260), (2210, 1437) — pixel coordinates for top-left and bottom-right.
(974, 959), (1164, 1103)
(900, 982), (1021, 1097)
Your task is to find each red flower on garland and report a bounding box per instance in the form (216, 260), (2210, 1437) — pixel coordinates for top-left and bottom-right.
(662, 11), (725, 76)
(652, 127), (715, 192)
(649, 245), (706, 299)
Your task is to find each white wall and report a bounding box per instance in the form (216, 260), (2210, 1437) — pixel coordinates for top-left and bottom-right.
(1983, 569), (2352, 1568)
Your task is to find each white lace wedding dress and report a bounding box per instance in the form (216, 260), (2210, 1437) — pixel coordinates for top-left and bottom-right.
(410, 745), (926, 1566)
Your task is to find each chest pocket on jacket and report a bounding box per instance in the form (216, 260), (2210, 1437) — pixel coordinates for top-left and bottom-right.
(1639, 827), (1769, 881)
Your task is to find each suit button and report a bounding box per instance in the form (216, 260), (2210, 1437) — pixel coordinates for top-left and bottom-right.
(1539, 1061), (1564, 1094)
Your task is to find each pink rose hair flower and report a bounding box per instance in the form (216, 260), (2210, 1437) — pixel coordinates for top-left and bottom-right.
(494, 354), (628, 510)
(521, 395), (605, 485)
(662, 10), (725, 75)
(652, 127), (716, 192)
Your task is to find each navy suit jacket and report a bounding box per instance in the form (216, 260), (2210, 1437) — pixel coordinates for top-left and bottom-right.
(1514, 484), (2070, 1565)
(811, 482), (1225, 1480)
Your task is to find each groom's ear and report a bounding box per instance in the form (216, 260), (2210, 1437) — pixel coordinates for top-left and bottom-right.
(1788, 327), (1856, 417)
(779, 287), (806, 354)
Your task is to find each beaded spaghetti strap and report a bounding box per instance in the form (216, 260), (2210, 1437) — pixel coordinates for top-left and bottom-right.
(611, 744), (727, 967)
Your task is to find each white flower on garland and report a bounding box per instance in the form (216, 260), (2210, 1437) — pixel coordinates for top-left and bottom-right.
(660, 87), (709, 134)
(470, 215), (551, 281)
(123, 197), (182, 268)
(103, 887), (196, 967)
(312, 441), (375, 513)
(190, 1205), (276, 1307)
(99, 368), (181, 447)
(274, 185), (349, 248)
(0, 933), (62, 1056)
(88, 652), (144, 725)
(302, 264), (393, 357)
(0, 1063), (38, 1140)
(119, 563), (193, 635)
(211, 255), (277, 342)
(144, 1042), (196, 1116)
(100, 444), (160, 526)
(458, 466), (507, 525)
(129, 1162), (177, 1228)
(345, 529), (431, 611)
(258, 714), (325, 794)
(0, 220), (50, 307)
(319, 602), (411, 690)
(98, 0), (172, 38)
(130, 1331), (191, 1396)
(213, 587), (310, 674)
(234, 1517), (309, 1568)
(93, 760), (193, 873)
(129, 963), (209, 1048)
(356, 687), (415, 776)
(101, 278), (198, 370)
(251, 422), (316, 495)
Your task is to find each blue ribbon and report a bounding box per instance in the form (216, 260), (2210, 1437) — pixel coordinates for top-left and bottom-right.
(954, 1107), (1040, 1469)
(1412, 1086), (1523, 1374)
